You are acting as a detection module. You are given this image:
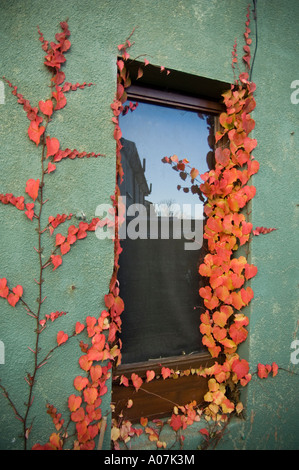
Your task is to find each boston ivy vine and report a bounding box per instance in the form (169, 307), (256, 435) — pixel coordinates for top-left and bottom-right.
(1, 20), (111, 450)
(0, 4), (279, 451)
(110, 4), (279, 449)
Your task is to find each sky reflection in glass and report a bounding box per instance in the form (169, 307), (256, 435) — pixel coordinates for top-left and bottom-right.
(119, 101), (212, 219)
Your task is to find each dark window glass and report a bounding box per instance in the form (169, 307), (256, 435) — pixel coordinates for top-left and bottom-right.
(118, 100), (214, 364)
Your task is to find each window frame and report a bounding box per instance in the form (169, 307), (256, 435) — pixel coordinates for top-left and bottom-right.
(112, 76), (226, 422)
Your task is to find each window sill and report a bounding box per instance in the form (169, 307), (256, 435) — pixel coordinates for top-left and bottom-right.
(112, 352), (218, 422)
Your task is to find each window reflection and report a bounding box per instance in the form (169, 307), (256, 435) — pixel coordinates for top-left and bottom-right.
(118, 100), (214, 364)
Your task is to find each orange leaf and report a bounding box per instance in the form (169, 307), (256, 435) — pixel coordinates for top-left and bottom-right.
(212, 310), (228, 328)
(190, 167), (199, 180)
(68, 394), (82, 412)
(240, 286), (254, 305)
(70, 407), (85, 422)
(49, 432), (62, 449)
(79, 355), (92, 372)
(83, 386), (98, 405)
(221, 399), (235, 413)
(74, 376), (89, 391)
(140, 417), (148, 427)
(90, 365), (102, 383)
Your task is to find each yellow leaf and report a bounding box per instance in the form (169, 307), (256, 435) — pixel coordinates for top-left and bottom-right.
(111, 426), (120, 441)
(236, 402), (244, 414)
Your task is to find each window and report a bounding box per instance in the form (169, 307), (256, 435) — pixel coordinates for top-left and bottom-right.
(112, 63), (228, 421)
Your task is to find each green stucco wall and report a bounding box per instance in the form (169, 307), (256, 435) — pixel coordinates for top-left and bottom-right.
(0, 0), (298, 450)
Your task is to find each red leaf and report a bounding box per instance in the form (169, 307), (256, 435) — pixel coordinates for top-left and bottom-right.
(199, 428), (209, 438)
(60, 241), (71, 255)
(75, 322), (85, 334)
(12, 285), (23, 298)
(257, 363), (271, 379)
(57, 330), (68, 346)
(252, 226), (277, 236)
(28, 119), (45, 145)
(120, 375), (129, 387)
(272, 362), (279, 377)
(47, 162), (56, 174)
(39, 99), (53, 116)
(131, 373), (143, 391)
(7, 293), (20, 307)
(244, 263), (258, 280)
(25, 203), (35, 221)
(51, 71), (65, 85)
(146, 370), (155, 383)
(55, 233), (66, 246)
(51, 254), (62, 270)
(104, 293), (115, 309)
(215, 147), (230, 167)
(169, 414), (182, 432)
(46, 136), (60, 158)
(161, 367), (172, 379)
(0, 278), (9, 298)
(25, 179), (40, 201)
(229, 323), (248, 345)
(52, 86), (67, 110)
(232, 358), (249, 379)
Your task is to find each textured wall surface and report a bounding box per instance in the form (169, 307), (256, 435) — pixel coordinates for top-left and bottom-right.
(0, 0), (298, 450)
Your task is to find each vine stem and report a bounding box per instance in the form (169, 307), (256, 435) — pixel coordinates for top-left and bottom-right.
(22, 113), (50, 449)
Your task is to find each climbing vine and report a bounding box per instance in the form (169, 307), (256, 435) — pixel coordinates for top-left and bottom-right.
(0, 4), (280, 451)
(0, 20), (115, 450)
(110, 4), (279, 449)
